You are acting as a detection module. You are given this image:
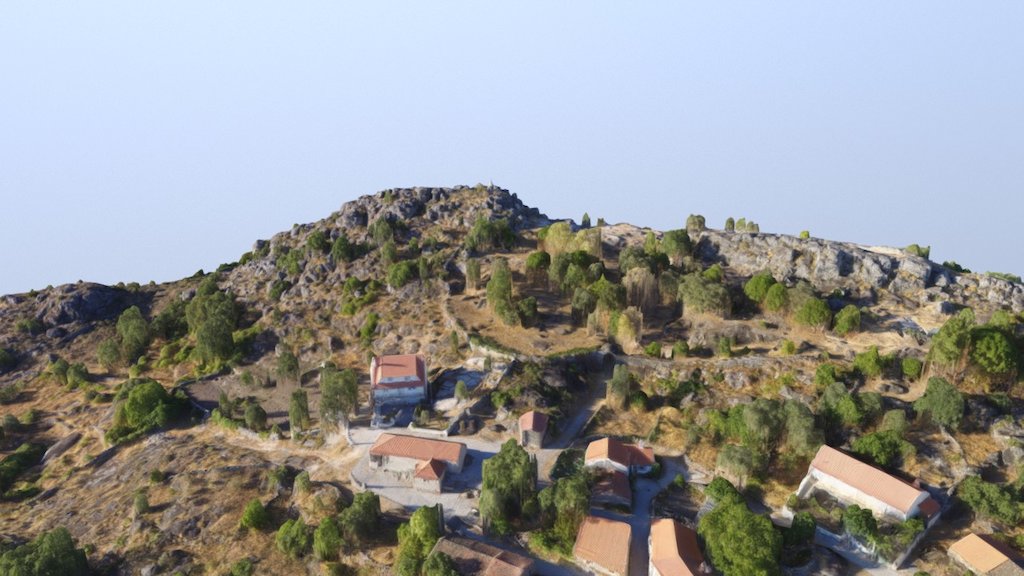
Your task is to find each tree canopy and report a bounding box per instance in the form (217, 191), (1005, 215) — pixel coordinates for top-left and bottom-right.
(698, 478), (782, 576)
(914, 377), (964, 430)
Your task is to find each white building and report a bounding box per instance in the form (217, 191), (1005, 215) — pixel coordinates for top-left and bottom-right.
(797, 445), (939, 524)
(369, 433), (467, 481)
(584, 437), (655, 476)
(370, 354), (428, 407)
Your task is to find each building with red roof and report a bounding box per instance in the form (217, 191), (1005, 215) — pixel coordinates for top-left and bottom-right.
(797, 445), (939, 524)
(584, 437), (655, 476)
(517, 410), (549, 449)
(370, 354), (427, 407)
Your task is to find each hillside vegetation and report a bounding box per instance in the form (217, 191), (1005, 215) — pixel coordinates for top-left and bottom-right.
(0, 184), (1022, 575)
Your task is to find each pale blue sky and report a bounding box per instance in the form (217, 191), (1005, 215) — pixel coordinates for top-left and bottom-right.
(1, 2), (1022, 295)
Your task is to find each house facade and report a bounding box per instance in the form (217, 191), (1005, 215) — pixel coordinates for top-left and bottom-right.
(796, 445), (939, 524)
(518, 410), (549, 449)
(412, 459), (446, 494)
(370, 354), (428, 407)
(584, 437), (655, 476)
(369, 433), (466, 493)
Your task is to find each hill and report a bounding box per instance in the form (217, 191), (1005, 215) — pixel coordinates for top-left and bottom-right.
(0, 184), (1022, 575)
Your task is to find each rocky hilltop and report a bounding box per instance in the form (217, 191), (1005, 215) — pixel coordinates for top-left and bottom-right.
(0, 184), (1021, 576)
(696, 230), (1024, 313)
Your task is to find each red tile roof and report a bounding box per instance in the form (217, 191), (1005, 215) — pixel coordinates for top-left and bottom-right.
(415, 458), (446, 481)
(594, 471), (632, 504)
(573, 516), (631, 576)
(518, 410), (548, 433)
(809, 445), (927, 516)
(370, 433), (464, 466)
(950, 533), (1024, 575)
(371, 354), (426, 389)
(585, 437), (655, 469)
(650, 518), (704, 576)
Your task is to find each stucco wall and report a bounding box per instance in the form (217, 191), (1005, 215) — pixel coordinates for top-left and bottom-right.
(373, 385), (426, 405)
(809, 470), (917, 521)
(585, 458), (628, 475)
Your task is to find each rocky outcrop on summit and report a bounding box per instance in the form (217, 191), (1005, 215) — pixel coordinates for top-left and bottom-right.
(26, 283), (131, 327)
(331, 185), (547, 235)
(225, 185), (548, 304)
(695, 230), (1024, 312)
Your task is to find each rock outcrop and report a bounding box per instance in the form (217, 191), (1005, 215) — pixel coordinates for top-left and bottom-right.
(695, 230), (1024, 312)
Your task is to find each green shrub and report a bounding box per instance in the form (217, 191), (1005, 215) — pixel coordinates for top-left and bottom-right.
(942, 261), (970, 274)
(486, 258), (517, 325)
(387, 261), (417, 288)
(15, 317), (44, 335)
(339, 491), (381, 546)
(779, 340), (796, 356)
(0, 443), (45, 495)
(96, 338), (121, 371)
(331, 235), (365, 263)
(685, 214), (706, 235)
(743, 273), (776, 304)
(269, 279), (291, 301)
(904, 244), (931, 260)
(929, 309), (975, 366)
(277, 348), (299, 383)
(307, 230), (329, 253)
(957, 476), (1022, 525)
(276, 518), (312, 559)
(853, 346), (884, 379)
(105, 379), (186, 444)
(185, 278), (242, 364)
(289, 390), (311, 434)
(705, 476), (742, 504)
(672, 341), (690, 358)
(516, 297), (538, 327)
(971, 328), (1017, 374)
(244, 402), (268, 431)
(698, 487), (781, 576)
(116, 306), (150, 364)
(678, 273), (730, 317)
(833, 305), (861, 336)
(795, 298), (832, 329)
(784, 512), (815, 548)
(901, 357), (923, 381)
(359, 312), (379, 347)
(852, 431), (904, 468)
(716, 337), (733, 358)
(313, 517), (343, 561)
(842, 504), (878, 542)
(240, 498), (270, 530)
(422, 552), (459, 576)
(0, 527), (89, 575)
(133, 491), (149, 516)
(987, 271), (1022, 283)
(914, 377), (964, 430)
(644, 342), (662, 357)
(229, 559), (254, 576)
(466, 216), (515, 253)
(763, 283), (788, 312)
